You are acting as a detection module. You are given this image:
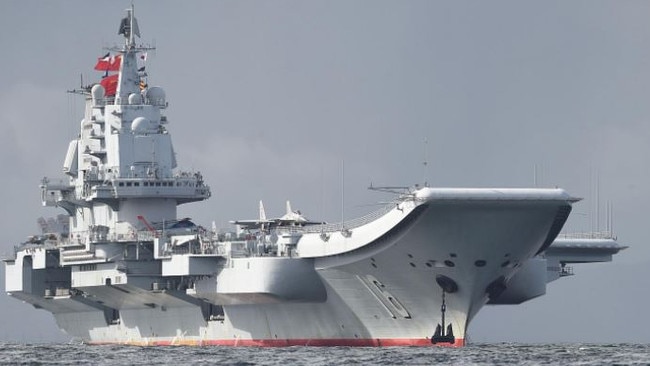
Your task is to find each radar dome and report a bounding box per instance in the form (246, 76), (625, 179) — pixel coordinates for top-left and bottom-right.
(128, 93), (143, 105)
(131, 117), (160, 134)
(91, 84), (105, 106)
(91, 84), (105, 99)
(145, 86), (166, 107)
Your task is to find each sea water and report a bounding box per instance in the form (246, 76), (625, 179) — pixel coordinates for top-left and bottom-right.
(0, 343), (648, 365)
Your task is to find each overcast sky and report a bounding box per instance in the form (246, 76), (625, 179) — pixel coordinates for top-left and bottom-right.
(1, 0), (649, 343)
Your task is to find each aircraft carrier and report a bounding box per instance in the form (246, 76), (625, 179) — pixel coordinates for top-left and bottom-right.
(3, 7), (626, 346)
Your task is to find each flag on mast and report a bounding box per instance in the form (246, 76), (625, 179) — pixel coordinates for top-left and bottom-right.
(94, 53), (122, 71)
(100, 74), (119, 96)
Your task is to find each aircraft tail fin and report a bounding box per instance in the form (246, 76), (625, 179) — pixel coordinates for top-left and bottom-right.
(259, 200), (267, 221)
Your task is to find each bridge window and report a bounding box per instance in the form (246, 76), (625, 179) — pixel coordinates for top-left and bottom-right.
(79, 264), (97, 271)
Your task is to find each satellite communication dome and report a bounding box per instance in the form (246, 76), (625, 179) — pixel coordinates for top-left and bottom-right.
(131, 116), (159, 134)
(91, 84), (105, 99)
(91, 84), (106, 106)
(128, 93), (143, 105)
(145, 86), (166, 107)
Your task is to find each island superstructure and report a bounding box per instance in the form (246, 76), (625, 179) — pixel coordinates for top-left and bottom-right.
(3, 7), (626, 346)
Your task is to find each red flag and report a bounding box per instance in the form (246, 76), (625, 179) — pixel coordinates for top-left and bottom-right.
(94, 54), (122, 71)
(100, 74), (119, 96)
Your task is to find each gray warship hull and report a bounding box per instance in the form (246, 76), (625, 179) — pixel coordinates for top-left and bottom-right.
(3, 7), (626, 347)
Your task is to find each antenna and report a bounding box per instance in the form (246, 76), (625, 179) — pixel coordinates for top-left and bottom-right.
(423, 138), (429, 187)
(319, 165), (324, 225)
(609, 202), (614, 237)
(596, 170), (600, 232)
(533, 163), (550, 188)
(605, 200), (608, 233)
(606, 201), (614, 236)
(339, 159), (353, 238)
(533, 163), (548, 188)
(588, 166), (593, 233)
(129, 4), (135, 46)
(118, 3), (140, 47)
(341, 159), (345, 229)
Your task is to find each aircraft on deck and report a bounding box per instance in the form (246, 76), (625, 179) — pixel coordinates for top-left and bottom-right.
(231, 201), (325, 230)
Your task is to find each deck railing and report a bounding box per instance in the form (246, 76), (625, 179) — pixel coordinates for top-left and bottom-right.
(298, 202), (398, 234)
(557, 231), (615, 240)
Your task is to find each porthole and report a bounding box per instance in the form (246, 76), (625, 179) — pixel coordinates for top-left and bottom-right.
(409, 262), (416, 268)
(501, 260), (511, 268)
(444, 260), (455, 267)
(474, 260), (486, 267)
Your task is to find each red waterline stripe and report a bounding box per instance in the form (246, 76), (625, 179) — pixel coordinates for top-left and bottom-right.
(89, 338), (465, 347)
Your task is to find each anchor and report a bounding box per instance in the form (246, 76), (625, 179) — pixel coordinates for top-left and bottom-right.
(431, 274), (458, 345)
(431, 290), (455, 344)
